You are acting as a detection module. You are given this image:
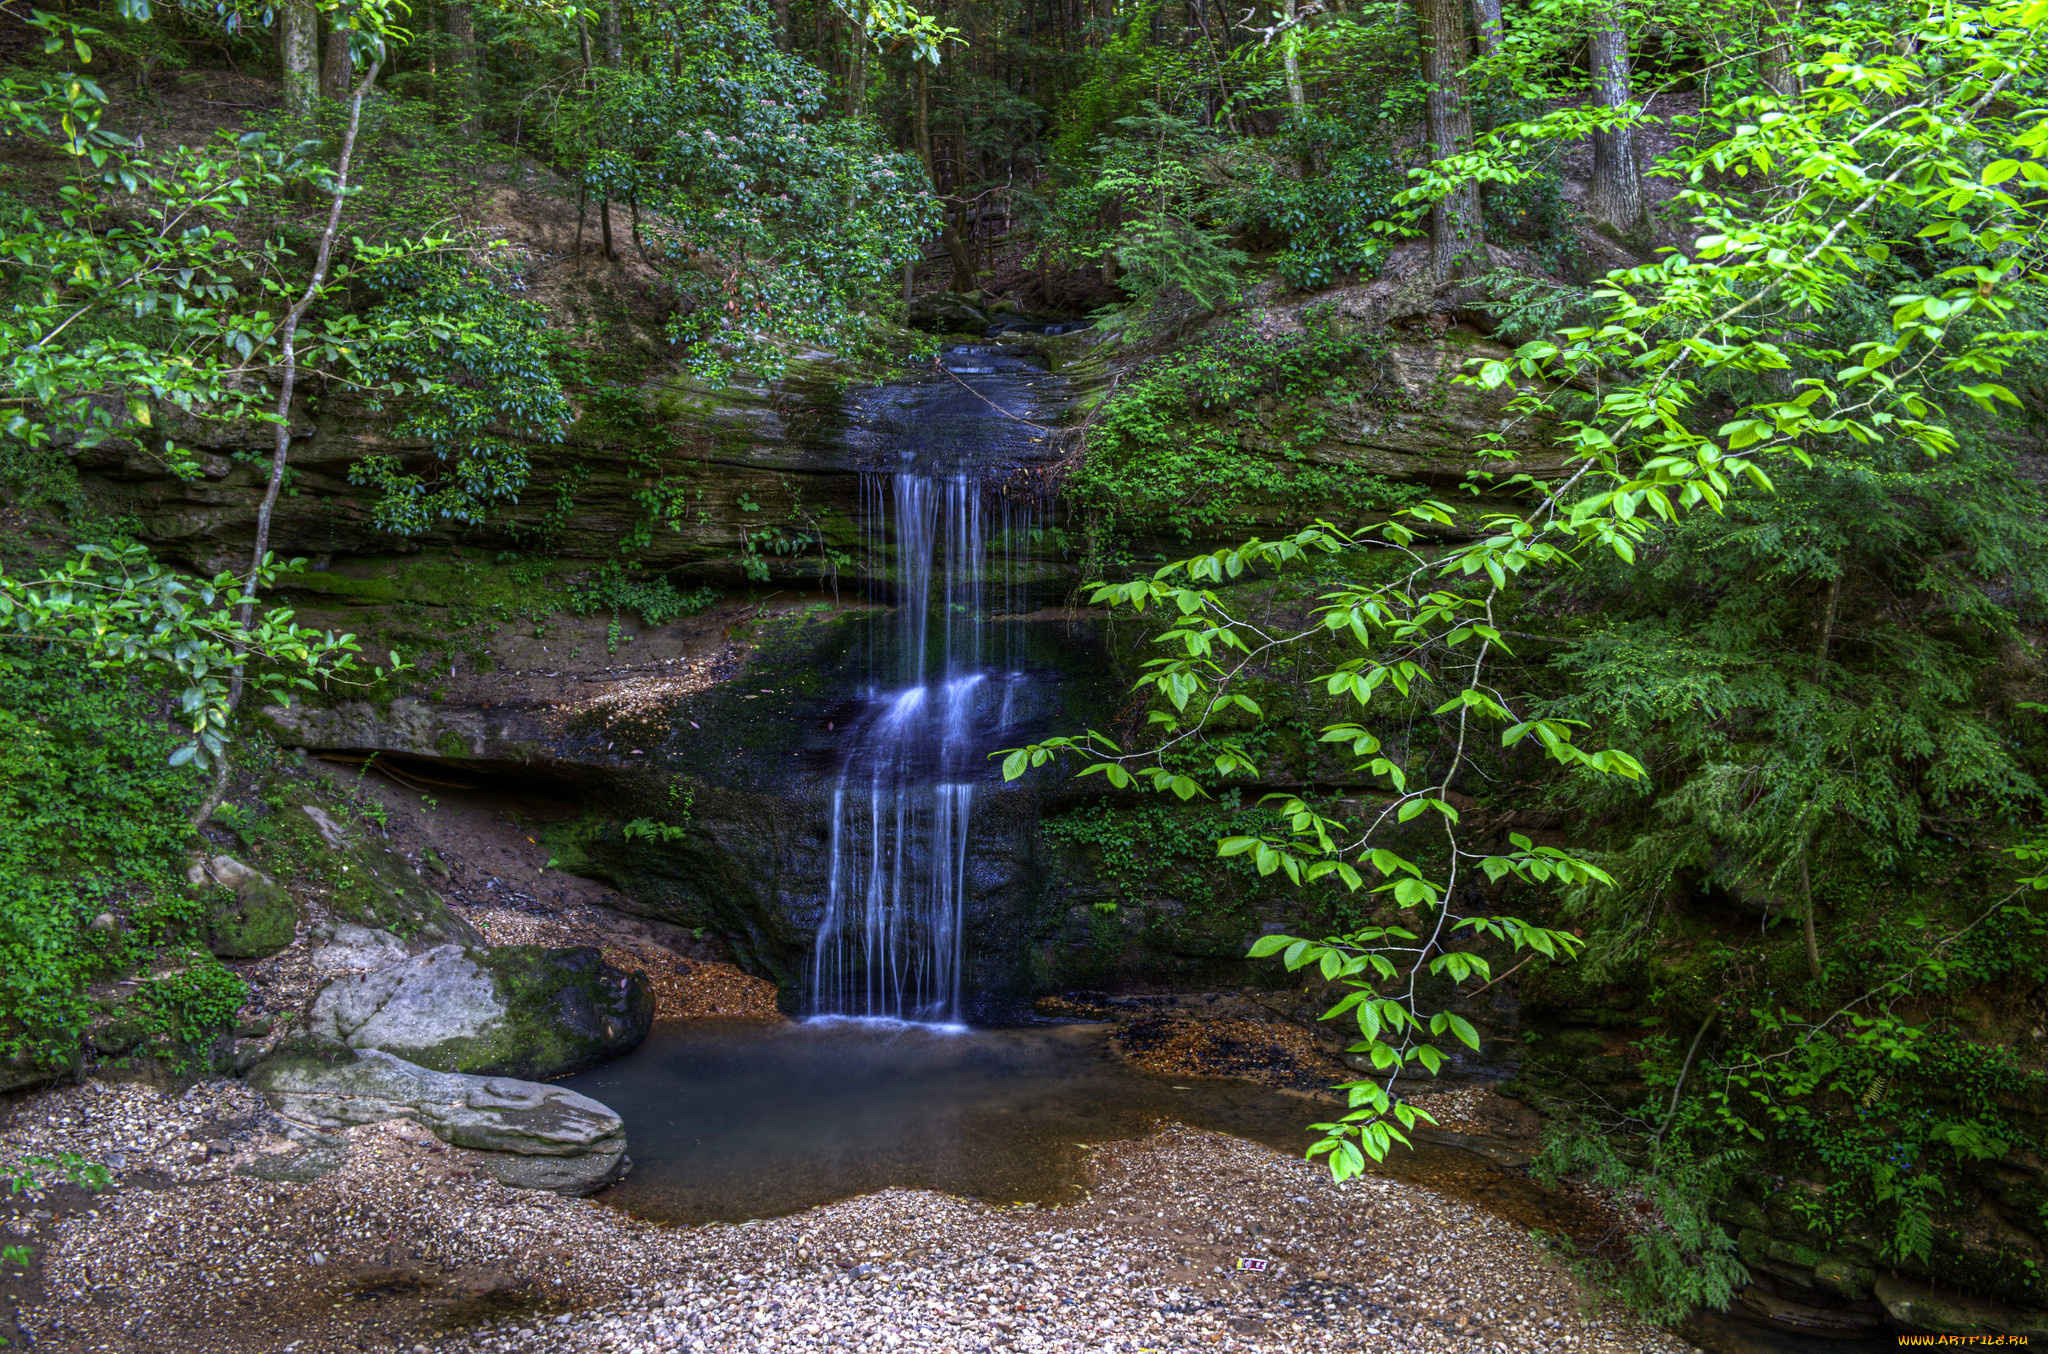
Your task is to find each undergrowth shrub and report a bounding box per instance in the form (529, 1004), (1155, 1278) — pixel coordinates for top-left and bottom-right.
(0, 655), (197, 1065)
(1069, 304), (1417, 552)
(569, 564), (720, 626)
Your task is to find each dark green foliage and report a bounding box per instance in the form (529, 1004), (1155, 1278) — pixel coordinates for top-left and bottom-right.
(1223, 115), (1404, 289)
(1531, 1122), (1751, 1322)
(348, 261), (574, 535)
(1042, 794), (1288, 914)
(569, 564), (720, 627)
(1547, 441), (2048, 969)
(1513, 425), (2048, 1300)
(574, 1), (939, 382)
(1070, 305), (1415, 544)
(0, 654), (213, 1064)
(130, 954), (248, 1058)
(1036, 102), (1246, 316)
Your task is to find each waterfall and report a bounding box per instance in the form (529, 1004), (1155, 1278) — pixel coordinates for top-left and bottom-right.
(808, 345), (1045, 1024)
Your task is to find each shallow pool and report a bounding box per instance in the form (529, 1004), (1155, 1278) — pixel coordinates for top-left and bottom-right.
(560, 1017), (1333, 1224)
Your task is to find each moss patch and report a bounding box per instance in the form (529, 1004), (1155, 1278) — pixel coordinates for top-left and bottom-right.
(401, 946), (653, 1081)
(202, 877), (298, 960)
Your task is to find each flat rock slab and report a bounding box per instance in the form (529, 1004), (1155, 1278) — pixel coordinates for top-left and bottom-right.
(249, 1045), (629, 1195)
(309, 922), (413, 974)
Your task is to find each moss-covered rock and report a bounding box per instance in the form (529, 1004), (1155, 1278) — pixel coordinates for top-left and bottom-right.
(187, 853), (299, 959)
(1873, 1273), (2048, 1338)
(1814, 1255), (1877, 1302)
(275, 803), (481, 946)
(308, 944), (651, 1080)
(87, 1015), (147, 1057)
(203, 875), (298, 960)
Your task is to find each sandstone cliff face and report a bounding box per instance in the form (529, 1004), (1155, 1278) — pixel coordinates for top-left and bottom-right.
(76, 304), (1549, 1013)
(77, 304), (1549, 582)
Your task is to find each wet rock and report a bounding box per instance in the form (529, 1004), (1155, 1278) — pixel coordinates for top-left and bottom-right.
(300, 803), (349, 849)
(88, 1016), (147, 1056)
(1874, 1272), (2048, 1337)
(309, 944), (653, 1080)
(0, 1050), (69, 1094)
(1812, 1254), (1876, 1301)
(908, 292), (990, 335)
(248, 1044), (629, 1195)
(1732, 1283), (1888, 1336)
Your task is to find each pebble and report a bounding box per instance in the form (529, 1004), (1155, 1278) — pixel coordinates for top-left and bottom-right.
(3, 1081), (1698, 1354)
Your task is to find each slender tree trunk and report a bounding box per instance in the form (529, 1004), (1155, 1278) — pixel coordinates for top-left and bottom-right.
(1758, 0), (1798, 97)
(1799, 848), (1822, 980)
(774, 0), (791, 48)
(846, 18), (867, 115)
(948, 123), (977, 290)
(1281, 0), (1307, 116)
(195, 57), (382, 827)
(447, 0), (479, 135)
(915, 62), (934, 178)
(1415, 0), (1484, 279)
(600, 1), (622, 66)
(320, 18), (352, 102)
(1789, 558), (1844, 981)
(280, 0), (319, 120)
(1470, 0), (1502, 56)
(1587, 18), (1650, 242)
(578, 15), (615, 260)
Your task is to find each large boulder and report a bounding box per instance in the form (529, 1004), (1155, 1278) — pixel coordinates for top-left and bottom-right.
(249, 1044), (629, 1194)
(907, 292), (989, 335)
(308, 944), (653, 1080)
(308, 922), (412, 974)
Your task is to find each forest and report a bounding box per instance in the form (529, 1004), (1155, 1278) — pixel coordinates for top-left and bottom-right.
(2, 0), (2047, 1345)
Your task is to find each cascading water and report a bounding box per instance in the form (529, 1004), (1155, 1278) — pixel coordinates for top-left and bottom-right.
(807, 344), (1050, 1023)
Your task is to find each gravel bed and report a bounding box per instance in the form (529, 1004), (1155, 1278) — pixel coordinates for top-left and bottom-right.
(1111, 1014), (1348, 1093)
(5, 1080), (1696, 1354)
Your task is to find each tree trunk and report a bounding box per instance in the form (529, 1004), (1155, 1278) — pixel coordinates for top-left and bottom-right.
(846, 18), (867, 115)
(320, 19), (353, 102)
(600, 1), (622, 66)
(1281, 0), (1307, 117)
(280, 0), (319, 120)
(1758, 0), (1798, 97)
(1415, 0), (1484, 279)
(915, 63), (934, 179)
(1799, 848), (1822, 981)
(447, 0), (478, 134)
(578, 15), (615, 261)
(1587, 18), (1650, 242)
(1470, 0), (1502, 56)
(195, 56), (382, 827)
(774, 0), (791, 48)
